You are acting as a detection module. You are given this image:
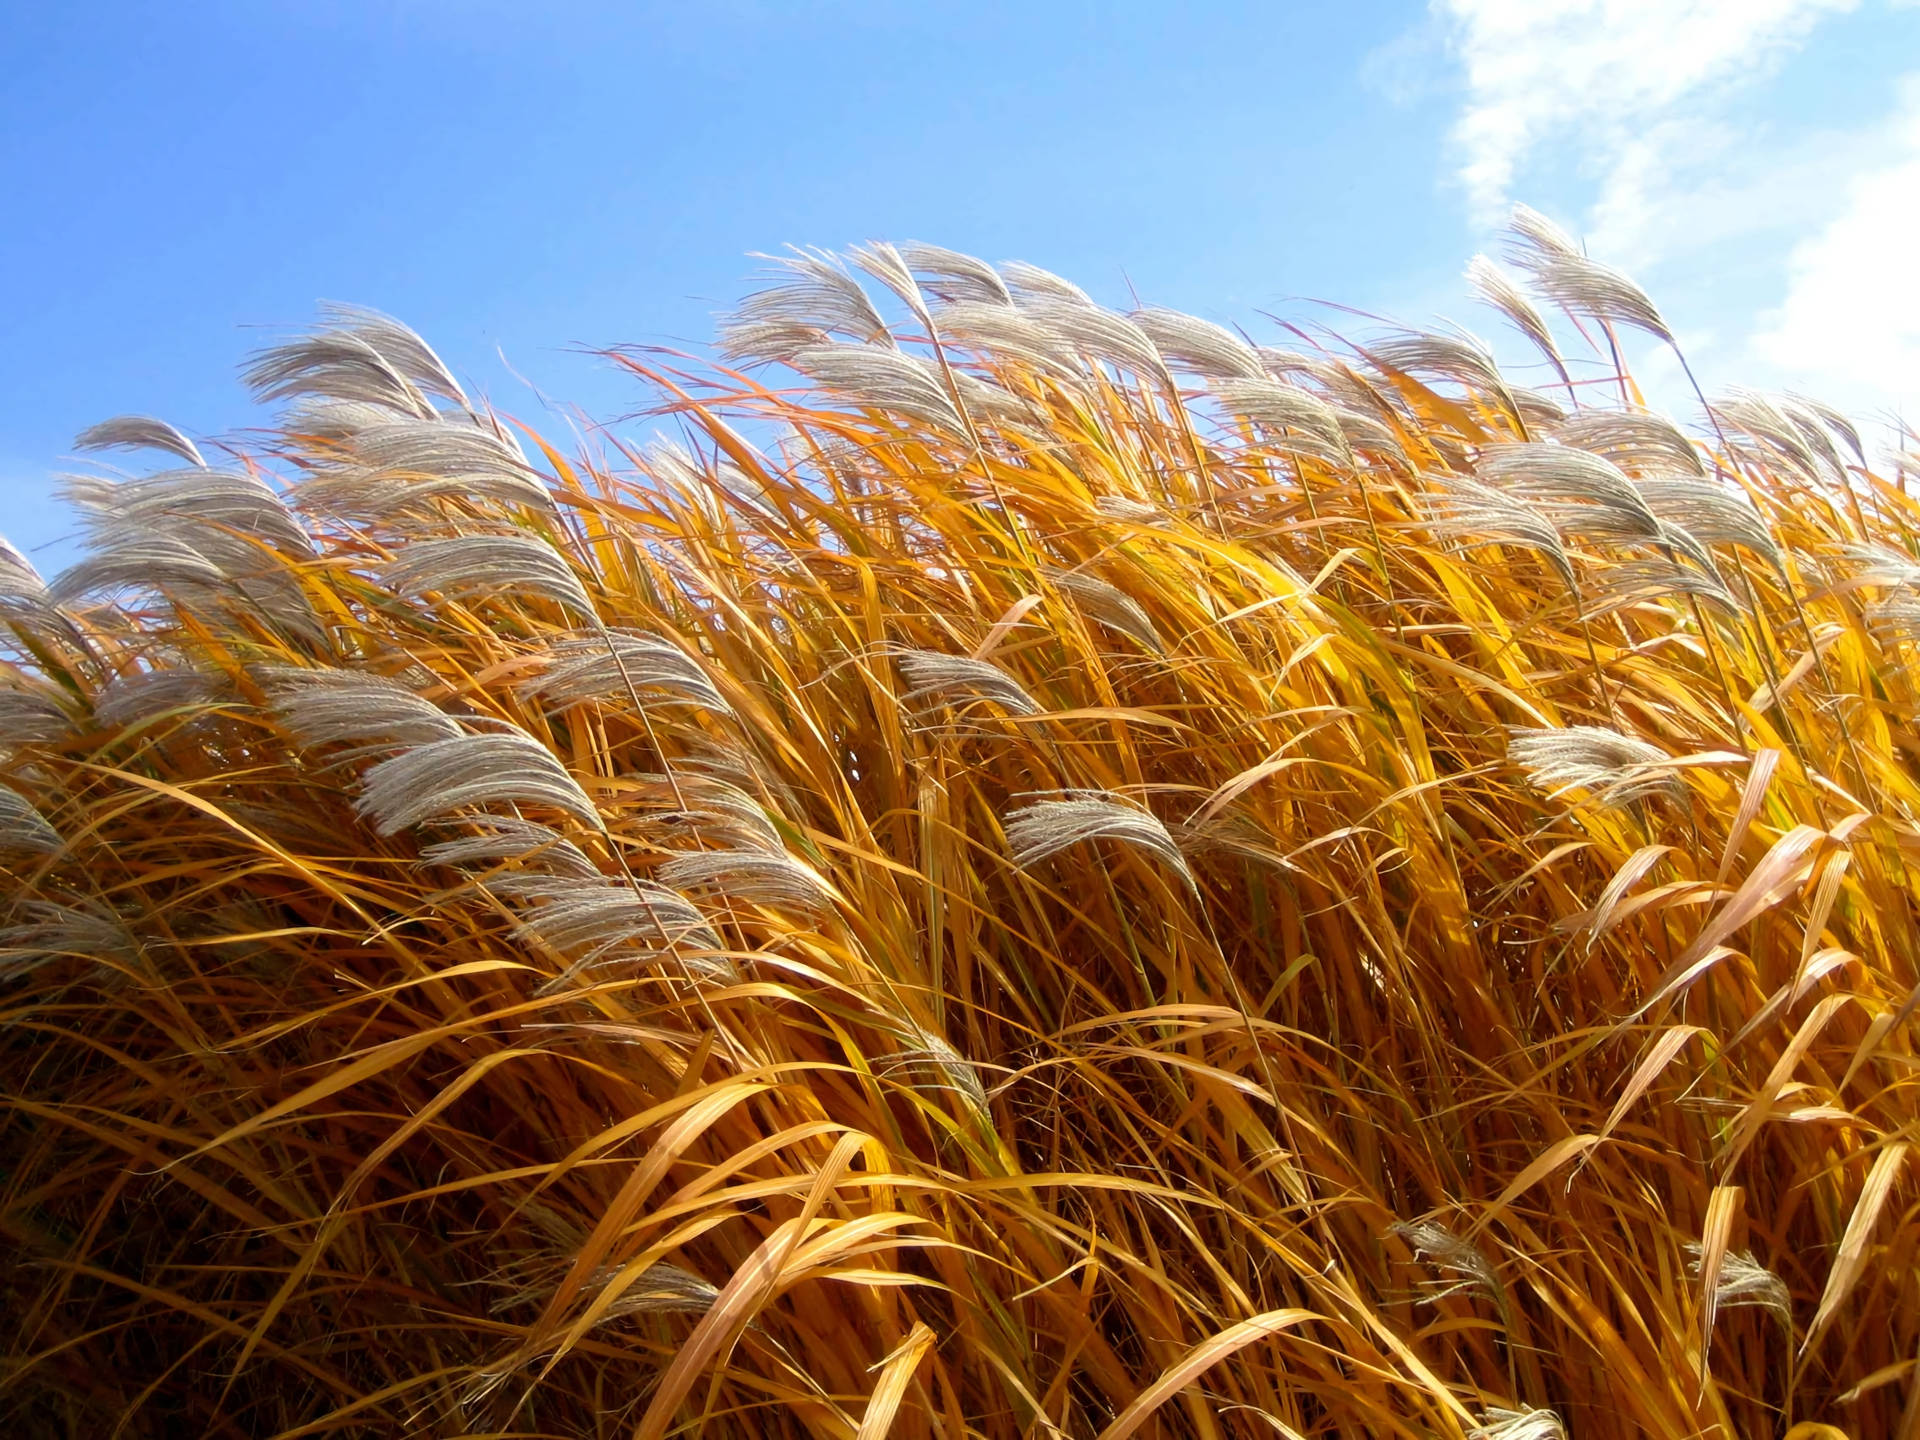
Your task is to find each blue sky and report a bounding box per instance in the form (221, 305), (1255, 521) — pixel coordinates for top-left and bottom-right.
(5, 1), (1918, 568)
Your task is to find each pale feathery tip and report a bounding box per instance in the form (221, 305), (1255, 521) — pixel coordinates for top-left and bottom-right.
(896, 649), (1042, 718)
(353, 731), (602, 835)
(73, 415), (206, 468)
(1508, 725), (1681, 809)
(1131, 307), (1264, 380)
(518, 629), (729, 714)
(1004, 794), (1193, 887)
(384, 533), (597, 618)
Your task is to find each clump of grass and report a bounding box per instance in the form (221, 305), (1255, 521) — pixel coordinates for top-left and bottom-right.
(3, 212), (1916, 1438)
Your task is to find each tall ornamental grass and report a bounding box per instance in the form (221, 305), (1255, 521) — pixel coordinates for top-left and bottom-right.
(2, 210), (1915, 1438)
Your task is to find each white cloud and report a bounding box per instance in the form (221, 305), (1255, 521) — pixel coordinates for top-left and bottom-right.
(1438, 0), (1855, 226)
(1750, 73), (1920, 415)
(1420, 0), (1920, 431)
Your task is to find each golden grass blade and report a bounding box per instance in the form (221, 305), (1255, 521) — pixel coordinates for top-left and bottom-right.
(1597, 1026), (1706, 1148)
(1717, 749), (1782, 887)
(1802, 1142), (1910, 1358)
(1472, 1135), (1604, 1236)
(855, 1322), (936, 1440)
(1695, 1183), (1743, 1383)
(1641, 825), (1828, 1013)
(1095, 1309), (1317, 1440)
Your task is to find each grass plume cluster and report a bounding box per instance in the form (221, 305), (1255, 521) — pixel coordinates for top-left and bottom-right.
(3, 210), (1918, 1438)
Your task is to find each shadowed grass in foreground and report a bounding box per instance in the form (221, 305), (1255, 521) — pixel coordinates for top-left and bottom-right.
(2, 211), (1916, 1437)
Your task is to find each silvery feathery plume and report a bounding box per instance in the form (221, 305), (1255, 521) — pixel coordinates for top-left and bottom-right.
(1042, 567), (1165, 652)
(1131, 308), (1264, 380)
(1004, 793), (1194, 888)
(712, 318), (829, 365)
(586, 1262), (719, 1319)
(48, 487), (322, 640)
(1023, 301), (1167, 378)
(1174, 811), (1297, 876)
(1866, 595), (1920, 646)
(1637, 478), (1780, 569)
(1710, 390), (1828, 483)
(282, 398), (416, 441)
(847, 241), (932, 326)
(353, 731), (602, 835)
(1368, 329), (1518, 414)
(1504, 204), (1671, 344)
(641, 442), (720, 525)
(1786, 391), (1864, 464)
(645, 443), (780, 526)
(627, 772), (785, 853)
(314, 303), (470, 407)
(1508, 387), (1568, 429)
(1685, 1244), (1791, 1322)
(896, 648), (1043, 717)
(708, 455), (782, 521)
(1474, 442), (1667, 550)
(1521, 251), (1673, 345)
(1095, 496), (1165, 524)
(0, 688), (75, 747)
(494, 872), (725, 977)
(948, 368), (1040, 431)
(383, 533), (597, 617)
(1854, 542), (1920, 642)
(1467, 1407), (1567, 1440)
(719, 248), (893, 363)
(247, 311), (437, 417)
(1253, 346), (1324, 380)
(1506, 203), (1581, 262)
(1431, 436), (1474, 472)
(0, 900), (138, 978)
(787, 344), (970, 440)
(1333, 408), (1411, 468)
(1465, 255), (1571, 390)
(1000, 260), (1096, 308)
(1508, 725), (1681, 807)
(73, 415), (205, 468)
(1551, 408), (1705, 477)
(1845, 542), (1920, 590)
(417, 817), (599, 879)
(1776, 395), (1849, 479)
(0, 784), (63, 855)
(1257, 347), (1388, 415)
(882, 1022), (992, 1119)
(517, 630), (730, 714)
(1580, 557), (1740, 620)
(292, 418), (553, 520)
(0, 534), (50, 613)
(1386, 1219), (1502, 1304)
(94, 668), (234, 730)
(929, 302), (1087, 375)
(45, 531), (229, 607)
(1421, 473), (1575, 587)
(336, 411), (533, 475)
(1209, 378), (1353, 467)
(266, 668), (464, 754)
(67, 468), (312, 556)
(62, 479), (320, 632)
(656, 845), (838, 917)
(896, 242), (1015, 307)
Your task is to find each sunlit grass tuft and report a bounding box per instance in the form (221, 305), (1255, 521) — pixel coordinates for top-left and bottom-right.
(3, 212), (1916, 1438)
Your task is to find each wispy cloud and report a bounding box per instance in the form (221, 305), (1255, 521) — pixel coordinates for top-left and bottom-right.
(1750, 72), (1920, 417)
(1438, 0), (1855, 227)
(1420, 0), (1919, 428)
